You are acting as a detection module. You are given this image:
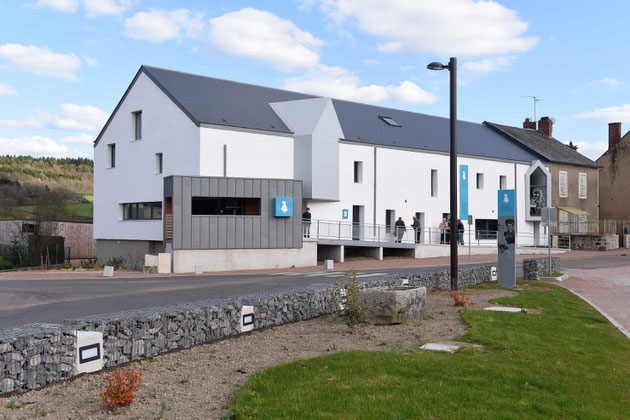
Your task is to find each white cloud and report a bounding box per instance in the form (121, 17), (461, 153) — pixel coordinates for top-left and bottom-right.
(283, 64), (438, 104)
(49, 104), (108, 132)
(0, 83), (17, 95)
(463, 56), (515, 73)
(0, 135), (72, 158)
(565, 140), (607, 160)
(32, 0), (79, 12)
(61, 133), (94, 144)
(0, 43), (81, 81)
(571, 104), (630, 123)
(124, 9), (205, 42)
(588, 77), (624, 90)
(1, 110), (51, 128)
(84, 56), (98, 67)
(83, 0), (131, 17)
(209, 8), (324, 72)
(361, 58), (380, 66)
(317, 0), (538, 56)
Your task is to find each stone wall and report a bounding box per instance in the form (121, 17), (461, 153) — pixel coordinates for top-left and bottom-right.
(523, 257), (560, 280)
(1, 264), (492, 394)
(570, 234), (619, 251)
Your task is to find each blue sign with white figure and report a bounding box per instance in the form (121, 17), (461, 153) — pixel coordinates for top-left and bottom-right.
(460, 165), (469, 220)
(498, 189), (516, 216)
(273, 197), (293, 217)
(342, 209), (349, 219)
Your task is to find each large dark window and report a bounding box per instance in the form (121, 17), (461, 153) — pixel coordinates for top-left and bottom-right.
(475, 219), (498, 240)
(192, 197), (260, 216)
(123, 202), (162, 220)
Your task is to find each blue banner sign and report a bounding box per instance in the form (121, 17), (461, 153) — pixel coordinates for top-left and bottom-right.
(460, 165), (469, 221)
(342, 209), (349, 219)
(498, 189), (516, 217)
(273, 197), (293, 217)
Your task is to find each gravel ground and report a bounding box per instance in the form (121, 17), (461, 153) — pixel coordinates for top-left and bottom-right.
(0, 288), (514, 419)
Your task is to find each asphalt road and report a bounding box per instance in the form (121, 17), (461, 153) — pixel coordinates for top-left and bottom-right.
(1, 254), (628, 329)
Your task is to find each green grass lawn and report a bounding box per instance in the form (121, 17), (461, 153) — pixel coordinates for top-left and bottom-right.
(6, 202), (93, 222)
(231, 282), (630, 419)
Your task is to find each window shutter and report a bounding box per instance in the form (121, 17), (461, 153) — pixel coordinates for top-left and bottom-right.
(559, 171), (568, 197)
(578, 173), (587, 199)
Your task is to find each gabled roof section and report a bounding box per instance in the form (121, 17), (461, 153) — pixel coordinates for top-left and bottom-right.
(485, 122), (600, 168)
(331, 99), (545, 163)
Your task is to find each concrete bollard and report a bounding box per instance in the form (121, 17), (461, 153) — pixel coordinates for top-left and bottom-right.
(103, 266), (114, 277)
(324, 259), (334, 270)
(194, 265), (203, 275)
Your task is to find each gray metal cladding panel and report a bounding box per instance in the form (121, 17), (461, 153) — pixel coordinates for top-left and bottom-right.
(191, 217), (200, 249)
(210, 218), (218, 248)
(200, 218), (210, 248)
(276, 180), (286, 248)
(163, 176), (173, 197)
(228, 178), (236, 197)
(182, 177), (192, 248)
(253, 217), (261, 248)
(235, 218), (245, 248)
(192, 177), (201, 196)
(244, 179), (253, 197)
(201, 177), (210, 196)
(209, 178), (219, 196)
(253, 179), (261, 197)
(173, 177), (182, 249)
(217, 217), (227, 248)
(244, 218), (253, 248)
(293, 181), (302, 248)
(218, 178), (228, 196)
(235, 178), (245, 197)
(260, 180), (269, 248)
(227, 218), (236, 248)
(268, 180), (277, 248)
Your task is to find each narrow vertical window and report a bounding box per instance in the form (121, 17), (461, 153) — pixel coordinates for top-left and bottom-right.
(155, 153), (163, 174)
(431, 169), (438, 197)
(133, 111), (142, 140)
(476, 173), (484, 189)
(559, 171), (568, 197)
(578, 172), (587, 199)
(499, 175), (507, 190)
(353, 161), (363, 183)
(107, 143), (116, 168)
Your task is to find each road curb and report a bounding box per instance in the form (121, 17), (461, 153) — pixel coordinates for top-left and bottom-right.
(563, 287), (630, 340)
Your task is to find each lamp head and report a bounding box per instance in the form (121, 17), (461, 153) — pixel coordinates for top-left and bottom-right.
(427, 61), (448, 71)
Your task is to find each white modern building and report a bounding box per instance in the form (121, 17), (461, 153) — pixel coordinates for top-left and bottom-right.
(94, 66), (555, 272)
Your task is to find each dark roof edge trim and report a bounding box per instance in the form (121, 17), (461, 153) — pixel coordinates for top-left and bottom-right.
(94, 66), (200, 147)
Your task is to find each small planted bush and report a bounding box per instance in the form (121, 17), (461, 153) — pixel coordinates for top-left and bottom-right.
(333, 269), (366, 327)
(99, 363), (143, 411)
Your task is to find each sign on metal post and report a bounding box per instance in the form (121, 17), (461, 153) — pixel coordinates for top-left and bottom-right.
(542, 207), (557, 275)
(497, 189), (516, 288)
(460, 165), (469, 221)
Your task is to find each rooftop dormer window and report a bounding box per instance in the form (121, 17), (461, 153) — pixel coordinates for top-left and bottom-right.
(379, 116), (401, 127)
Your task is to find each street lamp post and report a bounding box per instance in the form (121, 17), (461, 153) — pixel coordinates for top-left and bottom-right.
(427, 57), (458, 291)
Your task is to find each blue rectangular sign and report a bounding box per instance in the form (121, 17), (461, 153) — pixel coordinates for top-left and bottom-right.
(273, 197), (293, 217)
(342, 209), (349, 219)
(460, 165), (469, 221)
(498, 189), (516, 217)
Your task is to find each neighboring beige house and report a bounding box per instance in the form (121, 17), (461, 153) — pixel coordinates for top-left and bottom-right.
(597, 122), (630, 227)
(486, 117), (600, 231)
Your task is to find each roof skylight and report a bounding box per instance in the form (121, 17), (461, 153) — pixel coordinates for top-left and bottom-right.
(379, 116), (401, 127)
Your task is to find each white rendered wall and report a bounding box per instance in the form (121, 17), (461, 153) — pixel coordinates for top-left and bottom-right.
(199, 127), (293, 179)
(94, 72), (200, 241)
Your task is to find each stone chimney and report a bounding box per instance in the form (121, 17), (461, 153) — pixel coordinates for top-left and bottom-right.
(538, 116), (553, 137)
(609, 122), (621, 149)
(523, 118), (536, 130)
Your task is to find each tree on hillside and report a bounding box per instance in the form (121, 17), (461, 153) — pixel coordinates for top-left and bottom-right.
(567, 141), (579, 150)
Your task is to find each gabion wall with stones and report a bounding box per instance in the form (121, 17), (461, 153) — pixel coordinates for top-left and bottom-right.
(522, 257), (560, 281)
(0, 264), (492, 395)
(570, 234), (619, 251)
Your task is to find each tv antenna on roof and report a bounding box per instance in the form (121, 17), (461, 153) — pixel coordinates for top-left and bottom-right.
(524, 96), (543, 122)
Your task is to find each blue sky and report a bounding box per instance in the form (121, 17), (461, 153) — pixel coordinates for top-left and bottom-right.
(1, 0), (629, 160)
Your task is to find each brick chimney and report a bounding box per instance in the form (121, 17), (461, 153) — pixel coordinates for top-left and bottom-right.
(523, 118), (536, 130)
(538, 116), (553, 137)
(609, 122), (621, 149)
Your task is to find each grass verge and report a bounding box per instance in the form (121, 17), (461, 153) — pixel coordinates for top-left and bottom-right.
(231, 282), (630, 419)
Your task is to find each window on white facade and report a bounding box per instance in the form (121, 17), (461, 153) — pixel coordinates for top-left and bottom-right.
(499, 175), (507, 190)
(107, 143), (116, 168)
(353, 161), (363, 183)
(122, 202), (162, 220)
(133, 110), (142, 140)
(476, 173), (484, 189)
(155, 153), (163, 174)
(559, 171), (568, 198)
(431, 170), (438, 197)
(385, 209), (395, 233)
(578, 173), (587, 199)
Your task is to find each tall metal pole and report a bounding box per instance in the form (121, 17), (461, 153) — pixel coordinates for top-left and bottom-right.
(449, 57), (458, 291)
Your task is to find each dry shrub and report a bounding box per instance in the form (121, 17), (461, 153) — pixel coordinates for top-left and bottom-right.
(99, 362), (143, 411)
(333, 269), (366, 327)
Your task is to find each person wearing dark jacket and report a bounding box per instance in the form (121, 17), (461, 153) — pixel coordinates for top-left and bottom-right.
(457, 219), (465, 245)
(302, 207), (311, 238)
(395, 217), (406, 243)
(411, 216), (421, 244)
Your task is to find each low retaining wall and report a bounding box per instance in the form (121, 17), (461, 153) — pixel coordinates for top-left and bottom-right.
(522, 257), (560, 281)
(570, 234), (619, 251)
(1, 264), (492, 394)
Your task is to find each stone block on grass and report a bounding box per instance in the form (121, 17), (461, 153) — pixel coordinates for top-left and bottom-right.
(359, 286), (426, 325)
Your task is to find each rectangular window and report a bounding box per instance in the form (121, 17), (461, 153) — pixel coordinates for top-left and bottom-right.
(122, 202), (162, 220)
(107, 143), (116, 168)
(431, 169), (438, 197)
(559, 171), (568, 198)
(499, 175), (507, 190)
(578, 172), (587, 199)
(353, 161), (363, 183)
(476, 173), (484, 189)
(475, 219), (498, 240)
(133, 111), (142, 140)
(155, 153), (163, 174)
(192, 197), (261, 216)
(385, 209), (395, 233)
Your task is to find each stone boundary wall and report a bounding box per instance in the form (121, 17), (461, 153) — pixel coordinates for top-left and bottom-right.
(570, 234), (619, 251)
(522, 257), (560, 281)
(0, 264), (492, 395)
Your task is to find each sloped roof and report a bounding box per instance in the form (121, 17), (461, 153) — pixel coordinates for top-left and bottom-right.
(94, 65), (544, 163)
(485, 122), (600, 168)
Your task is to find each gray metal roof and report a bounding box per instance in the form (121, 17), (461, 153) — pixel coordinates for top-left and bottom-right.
(331, 99), (544, 162)
(485, 122), (600, 168)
